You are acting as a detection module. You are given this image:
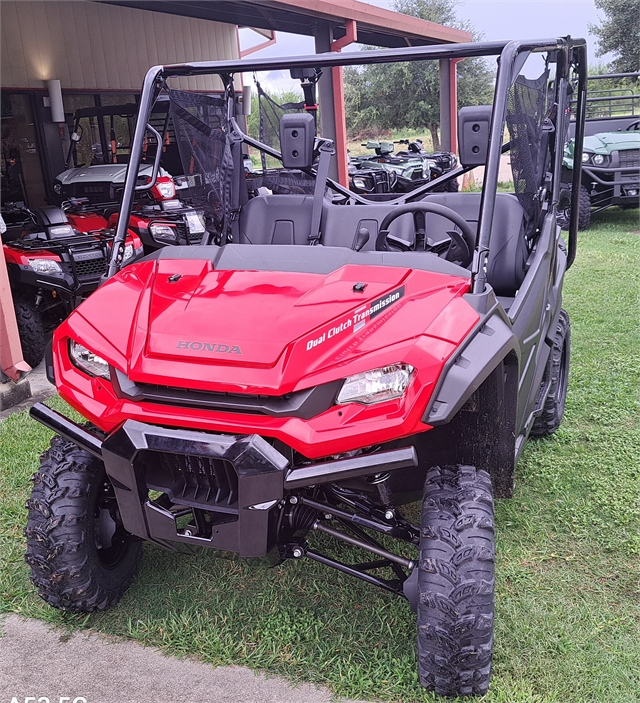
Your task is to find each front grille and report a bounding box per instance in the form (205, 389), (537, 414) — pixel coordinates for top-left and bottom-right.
(72, 256), (108, 278)
(141, 450), (238, 511)
(62, 183), (111, 202)
(112, 368), (341, 420)
(619, 149), (640, 168)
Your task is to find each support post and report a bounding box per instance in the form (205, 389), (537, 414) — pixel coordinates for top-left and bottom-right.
(0, 229), (32, 410)
(439, 58), (452, 151)
(439, 58), (462, 154)
(330, 20), (357, 188)
(314, 26), (338, 182)
(314, 21), (357, 186)
(0, 244), (30, 381)
(450, 58), (462, 154)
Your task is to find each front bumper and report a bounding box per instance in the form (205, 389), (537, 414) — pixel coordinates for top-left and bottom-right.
(583, 160), (640, 206)
(9, 264), (102, 309)
(8, 245), (144, 308)
(30, 403), (417, 556)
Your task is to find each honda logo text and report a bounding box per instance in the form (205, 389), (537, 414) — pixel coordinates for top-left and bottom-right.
(177, 341), (242, 354)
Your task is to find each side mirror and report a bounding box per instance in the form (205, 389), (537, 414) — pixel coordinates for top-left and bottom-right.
(290, 67), (316, 80)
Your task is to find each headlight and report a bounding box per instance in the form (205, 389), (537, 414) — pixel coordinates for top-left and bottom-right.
(336, 363), (414, 405)
(149, 223), (178, 242)
(53, 182), (62, 195)
(582, 152), (591, 163)
(161, 199), (183, 210)
(592, 154), (605, 166)
(27, 258), (62, 274)
(352, 177), (368, 190)
(69, 341), (110, 379)
(123, 243), (134, 261)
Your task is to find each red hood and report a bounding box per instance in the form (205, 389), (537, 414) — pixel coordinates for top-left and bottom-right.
(69, 256), (477, 394)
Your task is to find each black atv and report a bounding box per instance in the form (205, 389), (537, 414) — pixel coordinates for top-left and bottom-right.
(396, 139), (459, 190)
(2, 206), (142, 366)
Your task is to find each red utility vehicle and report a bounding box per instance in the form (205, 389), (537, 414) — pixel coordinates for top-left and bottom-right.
(26, 38), (587, 697)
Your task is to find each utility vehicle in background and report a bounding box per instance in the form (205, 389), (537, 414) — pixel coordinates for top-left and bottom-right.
(560, 71), (639, 229)
(26, 38), (587, 697)
(55, 103), (206, 251)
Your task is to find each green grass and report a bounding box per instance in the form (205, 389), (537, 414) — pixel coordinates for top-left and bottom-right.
(1, 208), (639, 702)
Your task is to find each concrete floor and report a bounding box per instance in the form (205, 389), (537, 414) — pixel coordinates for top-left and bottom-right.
(0, 615), (361, 703)
(0, 359), (56, 421)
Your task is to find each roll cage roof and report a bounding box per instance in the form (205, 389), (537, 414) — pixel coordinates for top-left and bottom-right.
(110, 38), (588, 293)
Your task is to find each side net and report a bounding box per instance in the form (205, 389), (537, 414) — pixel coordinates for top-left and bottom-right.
(256, 80), (305, 168)
(252, 81), (316, 195)
(506, 70), (550, 233)
(168, 88), (233, 236)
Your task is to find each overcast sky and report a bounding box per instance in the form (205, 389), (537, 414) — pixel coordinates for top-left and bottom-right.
(240, 0), (611, 92)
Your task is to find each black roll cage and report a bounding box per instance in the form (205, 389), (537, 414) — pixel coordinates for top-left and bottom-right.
(108, 38), (588, 291)
(65, 103), (139, 169)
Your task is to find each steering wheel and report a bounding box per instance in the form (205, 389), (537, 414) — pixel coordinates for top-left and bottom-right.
(375, 202), (476, 268)
(626, 119), (640, 131)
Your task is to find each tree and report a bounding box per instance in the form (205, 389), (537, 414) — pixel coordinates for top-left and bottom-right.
(343, 0), (494, 148)
(589, 0), (640, 74)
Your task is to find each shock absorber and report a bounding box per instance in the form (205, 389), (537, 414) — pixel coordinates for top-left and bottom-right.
(285, 498), (318, 531)
(368, 472), (394, 516)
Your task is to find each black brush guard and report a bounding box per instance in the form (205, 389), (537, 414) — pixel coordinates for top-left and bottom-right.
(30, 403), (417, 558)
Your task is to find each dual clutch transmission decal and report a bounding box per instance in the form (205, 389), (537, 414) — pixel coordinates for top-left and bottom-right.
(306, 286), (405, 351)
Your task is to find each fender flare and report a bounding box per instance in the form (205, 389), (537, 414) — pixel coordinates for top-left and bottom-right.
(423, 313), (519, 426)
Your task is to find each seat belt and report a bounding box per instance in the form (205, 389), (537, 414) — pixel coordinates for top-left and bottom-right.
(308, 139), (334, 244)
(229, 135), (247, 243)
